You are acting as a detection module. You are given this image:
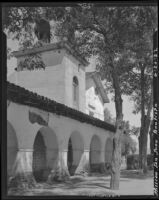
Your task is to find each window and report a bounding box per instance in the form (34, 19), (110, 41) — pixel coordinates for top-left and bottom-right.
(73, 76), (79, 106)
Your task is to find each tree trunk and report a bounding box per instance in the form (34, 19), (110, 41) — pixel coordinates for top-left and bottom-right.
(139, 66), (153, 173)
(110, 67), (123, 190)
(149, 120), (153, 155)
(139, 124), (148, 173)
(139, 115), (151, 173)
(139, 65), (146, 172)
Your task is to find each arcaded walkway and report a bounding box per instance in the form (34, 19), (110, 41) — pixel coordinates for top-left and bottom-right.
(8, 170), (154, 196)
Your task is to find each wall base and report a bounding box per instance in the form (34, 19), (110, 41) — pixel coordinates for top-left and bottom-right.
(8, 172), (36, 189)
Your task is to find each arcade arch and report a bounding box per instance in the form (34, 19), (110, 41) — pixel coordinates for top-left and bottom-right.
(32, 126), (58, 182)
(67, 131), (84, 175)
(90, 135), (102, 172)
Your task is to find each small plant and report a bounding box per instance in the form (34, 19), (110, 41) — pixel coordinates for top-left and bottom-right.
(18, 53), (45, 71)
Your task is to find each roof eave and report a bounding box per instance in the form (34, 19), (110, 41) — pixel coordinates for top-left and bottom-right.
(13, 41), (89, 67)
(91, 73), (109, 103)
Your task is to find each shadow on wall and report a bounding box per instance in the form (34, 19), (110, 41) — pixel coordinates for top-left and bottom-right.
(67, 131), (84, 176)
(90, 135), (102, 172)
(7, 121), (18, 181)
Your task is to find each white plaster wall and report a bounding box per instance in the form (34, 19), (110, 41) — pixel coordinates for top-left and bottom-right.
(90, 135), (101, 164)
(63, 53), (86, 112)
(7, 102), (114, 174)
(8, 102), (113, 150)
(86, 78), (104, 120)
(9, 49), (86, 110)
(8, 50), (66, 103)
(16, 50), (64, 71)
(40, 127), (58, 170)
(7, 121), (18, 177)
(7, 102), (42, 149)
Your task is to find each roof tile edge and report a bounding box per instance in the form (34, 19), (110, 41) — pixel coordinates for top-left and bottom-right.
(7, 81), (116, 133)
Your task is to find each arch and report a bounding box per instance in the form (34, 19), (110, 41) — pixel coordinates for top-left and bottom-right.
(90, 135), (102, 172)
(73, 76), (78, 85)
(105, 138), (113, 171)
(7, 121), (18, 178)
(67, 131), (84, 175)
(32, 126), (58, 182)
(73, 76), (79, 108)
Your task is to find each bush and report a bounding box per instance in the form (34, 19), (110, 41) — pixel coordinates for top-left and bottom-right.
(127, 154), (153, 170)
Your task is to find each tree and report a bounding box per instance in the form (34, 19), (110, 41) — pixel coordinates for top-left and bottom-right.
(3, 4), (157, 189)
(149, 120), (153, 155)
(104, 107), (113, 124)
(121, 122), (137, 157)
(120, 7), (157, 173)
(53, 5), (140, 189)
(52, 4), (157, 188)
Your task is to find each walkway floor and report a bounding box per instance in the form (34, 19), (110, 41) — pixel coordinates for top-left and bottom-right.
(8, 170), (154, 196)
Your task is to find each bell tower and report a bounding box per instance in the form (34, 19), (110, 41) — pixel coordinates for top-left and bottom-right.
(9, 41), (89, 113)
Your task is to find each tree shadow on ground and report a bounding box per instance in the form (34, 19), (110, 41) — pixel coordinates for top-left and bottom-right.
(9, 171), (151, 196)
(81, 182), (110, 189)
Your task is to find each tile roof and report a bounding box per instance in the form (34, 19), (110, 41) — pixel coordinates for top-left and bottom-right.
(7, 81), (116, 133)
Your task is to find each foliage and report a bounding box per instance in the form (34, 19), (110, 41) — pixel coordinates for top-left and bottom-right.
(4, 5), (157, 109)
(18, 41), (46, 70)
(130, 126), (140, 137)
(127, 154), (153, 170)
(104, 107), (113, 124)
(121, 121), (138, 156)
(121, 133), (137, 156)
(18, 54), (45, 71)
(7, 47), (13, 60)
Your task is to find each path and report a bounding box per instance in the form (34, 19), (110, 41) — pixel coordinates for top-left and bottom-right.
(8, 170), (154, 196)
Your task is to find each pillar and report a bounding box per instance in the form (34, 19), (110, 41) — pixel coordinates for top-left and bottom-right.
(8, 149), (36, 189)
(47, 149), (70, 183)
(75, 150), (90, 176)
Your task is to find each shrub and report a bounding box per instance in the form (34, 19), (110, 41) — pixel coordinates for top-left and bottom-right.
(127, 154), (153, 170)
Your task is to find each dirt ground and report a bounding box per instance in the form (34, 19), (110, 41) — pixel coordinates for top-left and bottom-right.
(8, 170), (154, 197)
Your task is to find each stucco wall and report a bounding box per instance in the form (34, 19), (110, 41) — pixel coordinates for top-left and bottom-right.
(9, 50), (66, 103)
(9, 49), (86, 112)
(7, 101), (114, 179)
(7, 121), (18, 177)
(7, 102), (113, 155)
(63, 53), (86, 112)
(86, 78), (104, 120)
